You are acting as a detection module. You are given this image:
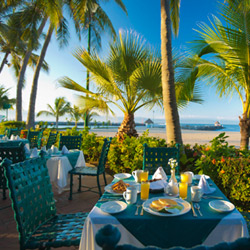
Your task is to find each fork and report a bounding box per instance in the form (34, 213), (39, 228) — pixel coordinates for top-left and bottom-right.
(135, 204), (141, 215)
(202, 196), (223, 199)
(194, 203), (203, 216)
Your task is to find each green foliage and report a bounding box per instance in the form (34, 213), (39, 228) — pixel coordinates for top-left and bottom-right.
(0, 121), (25, 134)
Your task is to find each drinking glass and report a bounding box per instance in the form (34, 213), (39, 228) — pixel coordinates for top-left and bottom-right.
(179, 182), (188, 199)
(140, 181), (150, 200)
(140, 171), (149, 182)
(180, 172), (189, 183)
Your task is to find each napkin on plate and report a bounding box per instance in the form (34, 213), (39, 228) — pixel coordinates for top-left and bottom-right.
(15, 135), (20, 140)
(51, 145), (58, 154)
(198, 174), (216, 194)
(24, 144), (30, 155)
(10, 135), (15, 140)
(61, 145), (69, 155)
(152, 167), (168, 181)
(30, 148), (38, 158)
(150, 179), (168, 190)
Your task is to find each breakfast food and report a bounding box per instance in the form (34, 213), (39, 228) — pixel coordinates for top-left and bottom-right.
(149, 200), (166, 211)
(158, 198), (178, 206)
(149, 198), (183, 214)
(111, 180), (130, 193)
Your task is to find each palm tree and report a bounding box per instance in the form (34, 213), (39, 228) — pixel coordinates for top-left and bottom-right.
(68, 105), (84, 128)
(161, 0), (182, 145)
(0, 85), (15, 110)
(37, 97), (71, 129)
(59, 31), (163, 140)
(191, 1), (250, 149)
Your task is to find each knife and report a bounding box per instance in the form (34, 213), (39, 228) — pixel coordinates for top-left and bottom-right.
(190, 201), (198, 217)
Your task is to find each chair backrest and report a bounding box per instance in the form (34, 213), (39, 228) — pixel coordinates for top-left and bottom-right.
(96, 224), (250, 250)
(0, 143), (26, 191)
(97, 137), (112, 174)
(58, 134), (82, 150)
(2, 153), (56, 249)
(27, 130), (43, 149)
(46, 131), (58, 149)
(143, 143), (180, 175)
(6, 128), (22, 138)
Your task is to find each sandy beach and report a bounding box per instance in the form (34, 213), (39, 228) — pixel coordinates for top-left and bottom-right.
(90, 128), (241, 147)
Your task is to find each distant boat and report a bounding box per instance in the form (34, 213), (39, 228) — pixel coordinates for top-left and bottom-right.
(181, 122), (224, 131)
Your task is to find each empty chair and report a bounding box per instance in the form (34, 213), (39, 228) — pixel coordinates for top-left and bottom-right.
(58, 134), (82, 150)
(69, 137), (112, 200)
(27, 130), (43, 149)
(46, 131), (58, 149)
(0, 142), (26, 200)
(143, 143), (180, 175)
(6, 128), (22, 138)
(2, 153), (88, 250)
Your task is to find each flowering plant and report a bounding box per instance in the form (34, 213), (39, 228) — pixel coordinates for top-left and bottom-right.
(168, 158), (178, 169)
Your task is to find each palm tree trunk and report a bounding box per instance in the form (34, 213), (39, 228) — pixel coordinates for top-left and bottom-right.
(0, 52), (10, 74)
(117, 113), (138, 141)
(16, 18), (47, 122)
(56, 116), (59, 129)
(26, 25), (53, 129)
(239, 113), (250, 149)
(161, 0), (183, 145)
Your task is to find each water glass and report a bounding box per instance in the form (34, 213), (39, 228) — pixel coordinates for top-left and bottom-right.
(140, 181), (150, 200)
(179, 182), (188, 199)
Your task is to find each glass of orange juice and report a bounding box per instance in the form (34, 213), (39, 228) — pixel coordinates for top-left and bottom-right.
(179, 182), (188, 199)
(140, 171), (148, 182)
(180, 172), (189, 183)
(140, 181), (150, 200)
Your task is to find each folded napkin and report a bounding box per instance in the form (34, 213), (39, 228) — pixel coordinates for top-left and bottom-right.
(10, 135), (15, 140)
(41, 146), (47, 152)
(61, 145), (69, 155)
(30, 148), (38, 158)
(24, 144), (30, 155)
(51, 145), (58, 154)
(150, 179), (168, 190)
(152, 167), (168, 181)
(47, 148), (52, 155)
(15, 135), (20, 140)
(198, 174), (216, 194)
(3, 135), (8, 141)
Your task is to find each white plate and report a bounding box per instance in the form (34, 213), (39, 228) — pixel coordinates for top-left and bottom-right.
(143, 197), (191, 217)
(193, 174), (210, 180)
(104, 182), (140, 195)
(100, 201), (127, 214)
(209, 200), (235, 213)
(114, 173), (131, 179)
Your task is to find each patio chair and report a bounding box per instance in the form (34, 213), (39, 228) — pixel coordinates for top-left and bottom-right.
(0, 142), (26, 200)
(46, 131), (58, 149)
(27, 130), (43, 149)
(6, 128), (22, 138)
(2, 152), (88, 250)
(95, 224), (250, 250)
(58, 134), (82, 150)
(143, 143), (180, 175)
(68, 137), (112, 200)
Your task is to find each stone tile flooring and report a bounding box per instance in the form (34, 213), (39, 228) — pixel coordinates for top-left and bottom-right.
(0, 174), (113, 250)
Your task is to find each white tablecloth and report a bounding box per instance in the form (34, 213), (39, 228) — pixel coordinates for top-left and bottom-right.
(46, 151), (85, 193)
(79, 204), (249, 250)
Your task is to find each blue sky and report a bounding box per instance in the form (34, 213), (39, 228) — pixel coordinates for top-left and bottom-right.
(1, 0), (241, 124)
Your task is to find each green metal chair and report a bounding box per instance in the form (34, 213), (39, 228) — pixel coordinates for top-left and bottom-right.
(46, 131), (58, 149)
(96, 224), (250, 250)
(2, 152), (88, 250)
(58, 134), (82, 150)
(0, 142), (26, 200)
(143, 143), (180, 175)
(68, 137), (112, 200)
(6, 128), (23, 138)
(27, 130), (43, 149)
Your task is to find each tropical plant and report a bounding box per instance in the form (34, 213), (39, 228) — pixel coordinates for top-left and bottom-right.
(0, 85), (15, 110)
(191, 0), (250, 149)
(59, 31), (163, 140)
(67, 105), (84, 128)
(160, 0), (183, 145)
(36, 97), (71, 128)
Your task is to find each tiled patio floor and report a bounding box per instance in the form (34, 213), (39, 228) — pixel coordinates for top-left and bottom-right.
(0, 174), (113, 250)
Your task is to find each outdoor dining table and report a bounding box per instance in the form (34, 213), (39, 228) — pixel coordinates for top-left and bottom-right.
(46, 150), (85, 193)
(79, 175), (249, 250)
(0, 138), (29, 147)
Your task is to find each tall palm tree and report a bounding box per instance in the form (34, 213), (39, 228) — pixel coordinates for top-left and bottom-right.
(59, 31), (163, 140)
(0, 85), (15, 110)
(161, 0), (182, 145)
(191, 1), (250, 149)
(68, 105), (84, 128)
(37, 97), (71, 129)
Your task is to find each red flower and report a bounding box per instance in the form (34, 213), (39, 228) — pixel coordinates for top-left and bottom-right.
(212, 159), (216, 165)
(193, 152), (198, 157)
(220, 169), (225, 174)
(221, 157), (225, 163)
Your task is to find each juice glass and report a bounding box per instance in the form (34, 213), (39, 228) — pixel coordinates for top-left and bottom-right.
(140, 181), (150, 200)
(179, 182), (188, 199)
(180, 172), (189, 183)
(140, 171), (149, 182)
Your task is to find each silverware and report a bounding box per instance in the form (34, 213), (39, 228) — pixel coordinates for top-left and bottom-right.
(140, 204), (144, 216)
(194, 203), (202, 216)
(202, 196), (223, 199)
(190, 201), (198, 217)
(135, 204), (141, 215)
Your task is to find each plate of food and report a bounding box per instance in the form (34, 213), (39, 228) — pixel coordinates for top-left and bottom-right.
(100, 201), (127, 214)
(114, 173), (131, 179)
(209, 200), (235, 213)
(143, 197), (191, 217)
(104, 180), (132, 195)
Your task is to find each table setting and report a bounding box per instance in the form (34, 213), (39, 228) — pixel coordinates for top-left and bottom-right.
(80, 163), (249, 250)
